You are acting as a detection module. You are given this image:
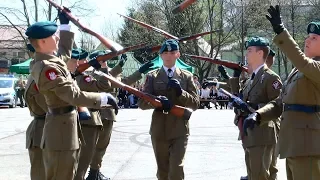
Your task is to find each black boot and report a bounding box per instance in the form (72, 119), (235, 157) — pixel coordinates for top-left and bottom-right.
(85, 168), (98, 180)
(97, 170), (110, 180)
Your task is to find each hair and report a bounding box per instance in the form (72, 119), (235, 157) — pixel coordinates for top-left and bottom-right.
(255, 46), (270, 60)
(29, 38), (40, 49)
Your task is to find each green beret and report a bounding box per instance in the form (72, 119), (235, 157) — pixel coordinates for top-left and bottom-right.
(79, 49), (89, 60)
(25, 21), (58, 39)
(268, 49), (275, 57)
(89, 50), (106, 59)
(307, 22), (320, 35)
(26, 43), (35, 53)
(245, 36), (270, 49)
(160, 39), (179, 54)
(71, 49), (80, 60)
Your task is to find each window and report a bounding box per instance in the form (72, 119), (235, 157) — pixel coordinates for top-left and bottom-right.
(12, 52), (18, 57)
(0, 52), (6, 56)
(18, 52), (25, 58)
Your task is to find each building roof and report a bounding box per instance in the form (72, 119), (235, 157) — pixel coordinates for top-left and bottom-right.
(0, 25), (26, 49)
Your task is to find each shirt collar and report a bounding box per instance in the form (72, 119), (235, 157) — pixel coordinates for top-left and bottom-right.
(163, 65), (176, 74)
(253, 64), (265, 75)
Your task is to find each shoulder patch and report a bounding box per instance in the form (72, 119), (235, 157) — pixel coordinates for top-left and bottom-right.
(84, 75), (92, 83)
(272, 80), (281, 90)
(45, 69), (58, 80)
(33, 84), (39, 92)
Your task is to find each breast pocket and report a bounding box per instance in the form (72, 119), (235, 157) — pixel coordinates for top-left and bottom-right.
(154, 82), (168, 96)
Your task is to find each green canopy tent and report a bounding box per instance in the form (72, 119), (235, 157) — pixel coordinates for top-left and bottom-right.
(147, 56), (194, 73)
(9, 58), (32, 74)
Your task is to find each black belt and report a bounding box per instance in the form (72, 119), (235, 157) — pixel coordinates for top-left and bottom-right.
(284, 104), (320, 113)
(88, 108), (99, 112)
(34, 115), (46, 120)
(48, 106), (75, 115)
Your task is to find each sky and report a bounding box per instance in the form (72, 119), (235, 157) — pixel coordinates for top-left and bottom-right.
(0, 0), (137, 47)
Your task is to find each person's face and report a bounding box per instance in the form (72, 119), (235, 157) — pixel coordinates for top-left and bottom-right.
(66, 59), (78, 73)
(160, 50), (180, 67)
(304, 33), (320, 58)
(99, 61), (107, 68)
(38, 31), (60, 54)
(246, 46), (263, 66)
(78, 59), (88, 65)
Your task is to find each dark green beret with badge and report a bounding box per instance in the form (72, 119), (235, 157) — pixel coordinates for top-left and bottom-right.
(71, 49), (80, 60)
(89, 50), (106, 59)
(159, 39), (179, 54)
(26, 43), (35, 53)
(268, 49), (275, 57)
(245, 36), (270, 49)
(307, 22), (320, 35)
(25, 21), (58, 39)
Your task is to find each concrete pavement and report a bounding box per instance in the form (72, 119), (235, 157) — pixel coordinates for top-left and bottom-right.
(0, 108), (287, 180)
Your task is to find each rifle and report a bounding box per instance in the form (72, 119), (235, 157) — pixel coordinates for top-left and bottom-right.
(46, 0), (121, 53)
(172, 0), (198, 14)
(74, 43), (148, 76)
(185, 54), (248, 72)
(137, 30), (221, 54)
(118, 13), (179, 39)
(94, 71), (193, 120)
(218, 88), (255, 139)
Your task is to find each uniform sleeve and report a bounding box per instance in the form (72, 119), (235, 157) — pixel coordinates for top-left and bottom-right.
(177, 75), (200, 111)
(256, 97), (283, 123)
(274, 29), (320, 83)
(109, 64), (122, 77)
(57, 31), (74, 62)
(137, 74), (155, 110)
(266, 74), (282, 101)
(35, 65), (102, 109)
(34, 93), (48, 113)
(228, 77), (240, 94)
(76, 74), (111, 92)
(121, 71), (142, 86)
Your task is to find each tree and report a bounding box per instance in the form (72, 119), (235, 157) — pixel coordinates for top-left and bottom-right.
(0, 0), (95, 58)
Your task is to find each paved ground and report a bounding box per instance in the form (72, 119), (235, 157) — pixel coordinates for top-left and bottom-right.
(0, 107), (287, 180)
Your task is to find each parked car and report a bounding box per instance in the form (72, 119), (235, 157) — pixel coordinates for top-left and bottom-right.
(0, 74), (18, 108)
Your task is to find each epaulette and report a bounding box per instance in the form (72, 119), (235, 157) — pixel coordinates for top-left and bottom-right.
(180, 68), (193, 76)
(147, 68), (161, 76)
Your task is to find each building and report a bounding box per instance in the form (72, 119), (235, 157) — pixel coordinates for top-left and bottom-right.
(0, 25), (28, 73)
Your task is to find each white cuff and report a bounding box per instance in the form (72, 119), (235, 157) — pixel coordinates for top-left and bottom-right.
(100, 92), (109, 107)
(59, 24), (71, 31)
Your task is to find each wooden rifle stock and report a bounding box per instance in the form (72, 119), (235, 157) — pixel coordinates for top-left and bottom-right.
(172, 0), (198, 14)
(75, 43), (148, 76)
(138, 31), (219, 54)
(46, 0), (121, 53)
(118, 13), (179, 39)
(185, 54), (248, 72)
(95, 71), (193, 120)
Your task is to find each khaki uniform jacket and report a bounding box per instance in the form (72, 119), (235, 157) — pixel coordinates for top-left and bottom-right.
(25, 75), (47, 149)
(75, 72), (112, 126)
(231, 65), (282, 148)
(94, 65), (143, 121)
(30, 31), (106, 151)
(257, 29), (320, 158)
(138, 67), (199, 140)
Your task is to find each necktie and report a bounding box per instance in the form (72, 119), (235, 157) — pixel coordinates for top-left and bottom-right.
(167, 68), (173, 79)
(250, 73), (255, 80)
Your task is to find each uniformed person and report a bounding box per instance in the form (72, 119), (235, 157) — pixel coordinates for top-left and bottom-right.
(266, 49), (276, 68)
(26, 13), (117, 180)
(64, 49), (117, 180)
(86, 50), (154, 180)
(16, 75), (26, 107)
(229, 36), (282, 180)
(245, 5), (320, 180)
(25, 44), (47, 180)
(138, 39), (199, 180)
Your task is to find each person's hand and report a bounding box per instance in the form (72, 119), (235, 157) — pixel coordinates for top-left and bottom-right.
(139, 61), (154, 74)
(156, 96), (173, 113)
(233, 62), (243, 78)
(243, 113), (260, 136)
(218, 65), (230, 80)
(266, 5), (284, 34)
(167, 78), (183, 96)
(118, 54), (127, 67)
(58, 9), (70, 24)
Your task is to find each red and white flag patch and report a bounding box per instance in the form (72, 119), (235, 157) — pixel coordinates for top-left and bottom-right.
(45, 69), (58, 81)
(84, 76), (92, 83)
(272, 80), (281, 90)
(33, 84), (39, 92)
